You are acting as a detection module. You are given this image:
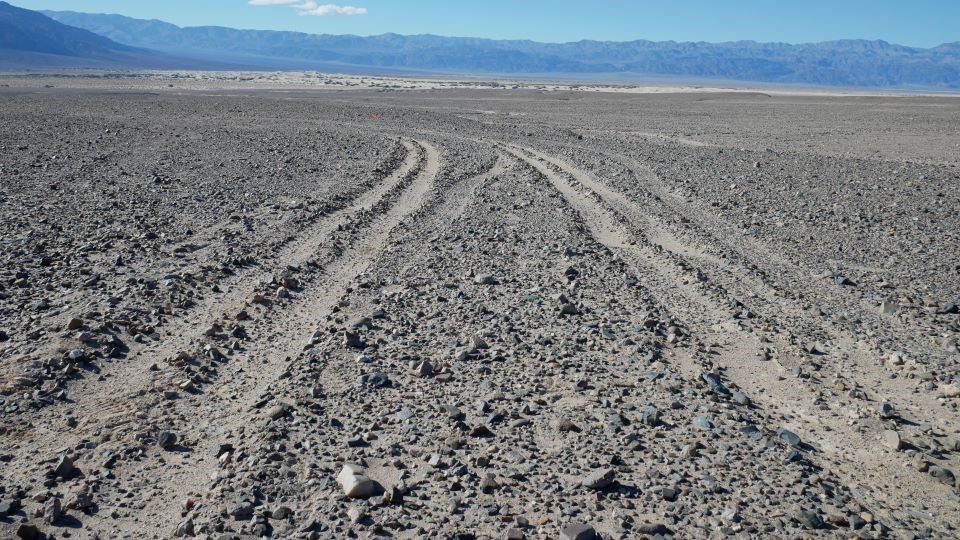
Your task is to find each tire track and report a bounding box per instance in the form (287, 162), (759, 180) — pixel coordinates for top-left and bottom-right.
(436, 153), (508, 223)
(502, 142), (960, 534)
(0, 139), (441, 536)
(502, 144), (727, 329)
(194, 149), (512, 525)
(518, 144), (960, 519)
(559, 141), (935, 368)
(0, 141), (412, 392)
(124, 139), (443, 534)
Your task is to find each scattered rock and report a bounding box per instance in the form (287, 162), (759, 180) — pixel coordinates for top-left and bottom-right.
(580, 468), (615, 490)
(777, 428), (802, 448)
(54, 455), (74, 478)
(878, 401), (895, 419)
(560, 523), (596, 540)
(228, 500), (254, 520)
(174, 518), (194, 537)
(797, 508), (825, 530)
(556, 418), (581, 433)
(929, 466), (956, 487)
(881, 429), (901, 451)
(266, 403), (291, 420)
(16, 523), (40, 540)
(344, 330), (365, 349)
(692, 416), (713, 430)
(0, 498), (20, 517)
(636, 523), (670, 535)
(43, 496), (62, 524)
(474, 274), (496, 285)
(337, 463), (380, 498)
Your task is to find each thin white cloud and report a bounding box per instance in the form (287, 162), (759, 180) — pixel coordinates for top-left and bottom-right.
(248, 0), (367, 16)
(301, 3), (368, 16)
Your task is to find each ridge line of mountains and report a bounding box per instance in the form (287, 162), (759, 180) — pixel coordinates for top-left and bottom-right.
(1, 1), (958, 89)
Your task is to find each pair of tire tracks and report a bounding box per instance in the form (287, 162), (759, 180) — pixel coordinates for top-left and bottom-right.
(133, 139), (443, 534)
(3, 139), (443, 536)
(542, 143), (960, 524)
(501, 142), (959, 533)
(204, 147), (511, 522)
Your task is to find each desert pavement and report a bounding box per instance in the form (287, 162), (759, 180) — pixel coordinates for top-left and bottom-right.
(1, 77), (959, 539)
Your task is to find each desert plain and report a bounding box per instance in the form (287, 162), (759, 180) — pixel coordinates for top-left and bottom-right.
(0, 73), (959, 539)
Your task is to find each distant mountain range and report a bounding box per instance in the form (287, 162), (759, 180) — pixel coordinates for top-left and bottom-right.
(2, 1), (958, 89)
(0, 2), (239, 69)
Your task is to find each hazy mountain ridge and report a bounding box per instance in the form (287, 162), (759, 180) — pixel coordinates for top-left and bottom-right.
(0, 2), (242, 70)
(0, 1), (136, 59)
(5, 4), (957, 87)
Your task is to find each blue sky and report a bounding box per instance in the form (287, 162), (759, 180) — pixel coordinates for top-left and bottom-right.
(12, 0), (960, 47)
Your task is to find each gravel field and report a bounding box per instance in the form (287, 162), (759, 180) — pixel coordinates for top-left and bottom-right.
(1, 75), (959, 539)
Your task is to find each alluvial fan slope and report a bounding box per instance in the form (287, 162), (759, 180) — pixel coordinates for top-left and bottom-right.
(0, 79), (958, 540)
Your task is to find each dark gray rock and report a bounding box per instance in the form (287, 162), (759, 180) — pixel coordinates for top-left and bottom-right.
(157, 431), (177, 449)
(797, 508), (825, 529)
(54, 454), (74, 477)
(560, 523), (595, 540)
(580, 468), (615, 490)
(777, 427), (802, 448)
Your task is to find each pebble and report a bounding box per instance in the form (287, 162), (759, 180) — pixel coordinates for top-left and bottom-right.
(580, 468), (615, 490)
(361, 372), (391, 387)
(878, 401), (895, 419)
(777, 427), (802, 448)
(702, 372), (729, 394)
(881, 429), (901, 451)
(347, 505), (365, 523)
(266, 403), (290, 420)
(640, 405), (660, 426)
(0, 499), (18, 517)
(474, 274), (496, 285)
(43, 497), (62, 524)
(692, 416), (713, 429)
(929, 466), (956, 487)
(158, 431), (178, 449)
(560, 523), (596, 540)
(344, 330), (364, 349)
(506, 528), (525, 540)
(556, 418), (581, 433)
(174, 518), (194, 537)
(797, 508), (824, 529)
(16, 523), (40, 540)
(416, 360), (434, 377)
(228, 501), (253, 519)
(636, 523), (670, 535)
(54, 455), (74, 478)
(337, 463), (379, 498)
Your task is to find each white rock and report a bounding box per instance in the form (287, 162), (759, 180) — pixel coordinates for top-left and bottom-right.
(336, 463), (377, 498)
(347, 506), (365, 523)
(881, 429), (902, 451)
(939, 383), (960, 398)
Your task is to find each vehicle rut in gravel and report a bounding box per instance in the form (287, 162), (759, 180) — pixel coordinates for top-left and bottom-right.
(505, 142), (960, 534)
